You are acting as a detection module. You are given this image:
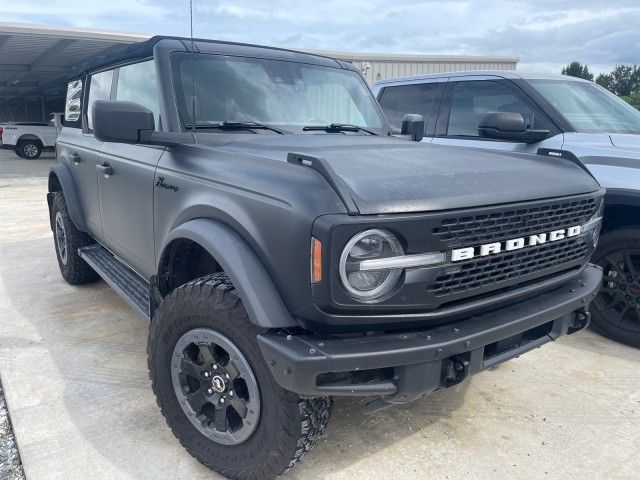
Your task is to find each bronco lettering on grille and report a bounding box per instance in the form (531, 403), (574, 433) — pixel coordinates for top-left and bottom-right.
(451, 225), (582, 262)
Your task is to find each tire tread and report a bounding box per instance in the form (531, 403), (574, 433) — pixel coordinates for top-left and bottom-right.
(148, 273), (332, 480)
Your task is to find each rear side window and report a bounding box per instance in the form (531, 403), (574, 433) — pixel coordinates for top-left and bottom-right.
(378, 83), (439, 132)
(64, 80), (83, 125)
(115, 60), (161, 128)
(447, 81), (537, 137)
(87, 70), (114, 131)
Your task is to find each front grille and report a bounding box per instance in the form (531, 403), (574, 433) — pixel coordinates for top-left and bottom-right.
(433, 197), (597, 247)
(429, 236), (590, 297)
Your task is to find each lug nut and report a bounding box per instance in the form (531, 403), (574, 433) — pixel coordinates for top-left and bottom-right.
(203, 372), (210, 378)
(207, 388), (213, 394)
(213, 364), (218, 370)
(229, 391), (234, 397)
(220, 397), (226, 404)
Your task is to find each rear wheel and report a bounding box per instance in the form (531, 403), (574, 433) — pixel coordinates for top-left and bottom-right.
(591, 228), (640, 348)
(51, 192), (99, 284)
(18, 140), (42, 159)
(148, 273), (332, 480)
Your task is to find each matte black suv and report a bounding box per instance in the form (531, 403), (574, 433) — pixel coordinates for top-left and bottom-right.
(49, 37), (604, 479)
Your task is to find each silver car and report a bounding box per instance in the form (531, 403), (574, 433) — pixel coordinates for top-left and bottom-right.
(374, 71), (640, 348)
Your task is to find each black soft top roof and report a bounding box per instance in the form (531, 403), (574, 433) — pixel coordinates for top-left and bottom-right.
(68, 35), (352, 80)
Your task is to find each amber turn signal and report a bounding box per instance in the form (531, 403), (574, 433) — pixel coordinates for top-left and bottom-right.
(311, 237), (322, 283)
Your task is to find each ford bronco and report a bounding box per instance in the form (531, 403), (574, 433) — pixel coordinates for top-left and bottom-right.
(48, 37), (603, 479)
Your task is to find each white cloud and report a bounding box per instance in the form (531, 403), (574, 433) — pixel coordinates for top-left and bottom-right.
(0, 0), (636, 73)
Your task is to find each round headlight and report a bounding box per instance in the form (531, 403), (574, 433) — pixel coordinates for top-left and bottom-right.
(339, 229), (403, 301)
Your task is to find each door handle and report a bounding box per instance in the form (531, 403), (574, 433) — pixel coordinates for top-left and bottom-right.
(71, 152), (81, 165)
(96, 163), (114, 178)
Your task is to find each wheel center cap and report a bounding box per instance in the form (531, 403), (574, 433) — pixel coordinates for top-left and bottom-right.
(211, 375), (227, 393)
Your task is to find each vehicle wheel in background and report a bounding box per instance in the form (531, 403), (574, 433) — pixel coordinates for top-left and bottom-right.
(591, 228), (640, 348)
(148, 273), (332, 480)
(18, 140), (42, 159)
(51, 192), (100, 285)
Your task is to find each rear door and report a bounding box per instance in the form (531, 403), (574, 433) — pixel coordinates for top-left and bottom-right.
(58, 72), (114, 240)
(432, 78), (563, 152)
(376, 80), (444, 141)
(97, 59), (163, 277)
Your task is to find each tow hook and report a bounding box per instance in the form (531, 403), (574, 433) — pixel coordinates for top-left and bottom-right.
(443, 355), (470, 387)
(569, 309), (591, 334)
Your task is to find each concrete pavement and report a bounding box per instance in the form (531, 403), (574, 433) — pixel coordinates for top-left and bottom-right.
(0, 149), (638, 480)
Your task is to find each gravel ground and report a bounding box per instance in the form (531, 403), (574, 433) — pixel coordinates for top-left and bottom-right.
(0, 377), (25, 480)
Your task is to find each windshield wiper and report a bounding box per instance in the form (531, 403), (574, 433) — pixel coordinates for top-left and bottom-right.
(302, 123), (379, 135)
(189, 121), (288, 135)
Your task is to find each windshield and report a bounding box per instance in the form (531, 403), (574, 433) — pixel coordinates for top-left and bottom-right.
(529, 79), (640, 134)
(171, 53), (387, 134)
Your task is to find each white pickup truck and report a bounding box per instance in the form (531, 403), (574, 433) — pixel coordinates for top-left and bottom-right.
(0, 114), (62, 159)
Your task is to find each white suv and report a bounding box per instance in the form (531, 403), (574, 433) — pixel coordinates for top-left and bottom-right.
(373, 71), (640, 348)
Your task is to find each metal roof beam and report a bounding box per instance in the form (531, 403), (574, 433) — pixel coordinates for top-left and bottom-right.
(0, 34), (11, 50)
(0, 38), (76, 94)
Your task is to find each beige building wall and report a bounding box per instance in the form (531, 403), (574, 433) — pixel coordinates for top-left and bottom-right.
(304, 51), (519, 83)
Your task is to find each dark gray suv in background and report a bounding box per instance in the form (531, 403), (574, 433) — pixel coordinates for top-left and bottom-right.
(48, 38), (603, 479)
(374, 71), (640, 348)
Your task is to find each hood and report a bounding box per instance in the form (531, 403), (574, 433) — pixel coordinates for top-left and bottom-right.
(201, 134), (601, 215)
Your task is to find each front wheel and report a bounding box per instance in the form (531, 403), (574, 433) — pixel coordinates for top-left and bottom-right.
(148, 273), (332, 479)
(591, 228), (640, 348)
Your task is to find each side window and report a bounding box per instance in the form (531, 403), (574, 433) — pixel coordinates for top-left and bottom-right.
(447, 81), (536, 138)
(87, 70), (114, 131)
(378, 83), (439, 132)
(115, 60), (160, 128)
(64, 80), (83, 125)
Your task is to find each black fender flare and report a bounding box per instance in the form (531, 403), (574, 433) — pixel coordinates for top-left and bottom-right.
(47, 164), (88, 232)
(158, 218), (297, 329)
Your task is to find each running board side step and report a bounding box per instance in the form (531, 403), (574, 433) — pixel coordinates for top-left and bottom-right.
(78, 244), (151, 321)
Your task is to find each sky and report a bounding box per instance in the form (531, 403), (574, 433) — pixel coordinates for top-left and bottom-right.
(1, 0), (639, 75)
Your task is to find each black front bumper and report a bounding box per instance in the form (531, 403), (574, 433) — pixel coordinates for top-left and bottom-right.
(258, 264), (602, 411)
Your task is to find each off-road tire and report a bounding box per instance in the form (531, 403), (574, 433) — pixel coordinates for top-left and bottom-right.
(148, 273), (332, 480)
(51, 192), (99, 284)
(18, 139), (42, 159)
(591, 228), (640, 348)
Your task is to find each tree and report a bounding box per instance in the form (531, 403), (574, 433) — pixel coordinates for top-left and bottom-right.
(596, 73), (614, 92)
(596, 65), (640, 96)
(561, 61), (594, 81)
(621, 94), (640, 111)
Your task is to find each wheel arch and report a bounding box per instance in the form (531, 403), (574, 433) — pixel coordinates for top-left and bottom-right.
(602, 188), (640, 234)
(156, 218), (297, 329)
(17, 134), (44, 145)
(47, 164), (88, 232)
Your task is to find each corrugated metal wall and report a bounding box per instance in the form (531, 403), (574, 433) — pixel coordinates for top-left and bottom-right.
(347, 59), (518, 83)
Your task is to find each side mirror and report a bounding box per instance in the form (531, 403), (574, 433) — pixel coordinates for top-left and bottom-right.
(93, 100), (155, 144)
(401, 113), (425, 142)
(478, 111), (550, 144)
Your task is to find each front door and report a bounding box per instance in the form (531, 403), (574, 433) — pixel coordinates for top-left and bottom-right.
(432, 79), (563, 153)
(97, 144), (163, 277)
(96, 59), (163, 278)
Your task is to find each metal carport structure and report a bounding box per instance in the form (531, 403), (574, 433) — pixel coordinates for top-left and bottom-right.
(0, 22), (148, 122)
(0, 22), (519, 122)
